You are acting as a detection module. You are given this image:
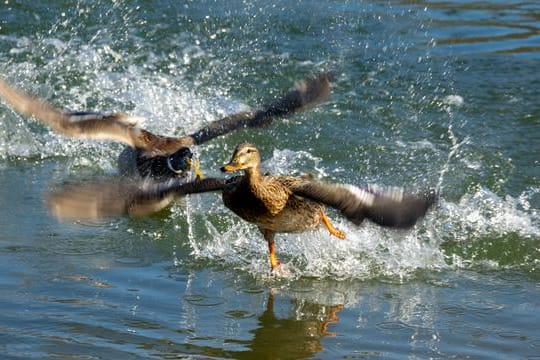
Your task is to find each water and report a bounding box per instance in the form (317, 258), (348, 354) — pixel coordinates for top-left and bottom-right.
(1, 0), (539, 358)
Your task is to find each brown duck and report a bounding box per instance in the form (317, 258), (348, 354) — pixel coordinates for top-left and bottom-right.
(0, 73), (333, 180)
(47, 143), (437, 271)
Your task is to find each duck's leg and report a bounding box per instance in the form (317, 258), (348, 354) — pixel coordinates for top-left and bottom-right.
(320, 209), (346, 239)
(260, 228), (281, 271)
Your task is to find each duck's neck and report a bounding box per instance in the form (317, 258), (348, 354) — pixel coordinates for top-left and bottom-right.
(244, 166), (262, 185)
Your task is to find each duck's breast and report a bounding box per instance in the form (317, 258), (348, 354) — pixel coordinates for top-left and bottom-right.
(222, 182), (270, 223)
(268, 196), (323, 233)
(223, 185), (322, 233)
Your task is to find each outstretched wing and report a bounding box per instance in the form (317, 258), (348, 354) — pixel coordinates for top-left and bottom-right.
(189, 72), (334, 144)
(46, 177), (227, 221)
(291, 181), (437, 228)
(1, 73), (333, 154)
(0, 76), (193, 153)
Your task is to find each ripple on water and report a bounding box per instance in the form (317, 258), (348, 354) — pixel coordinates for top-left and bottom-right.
(115, 257), (144, 265)
(124, 318), (163, 330)
(427, 1), (540, 56)
(440, 304), (467, 316)
(240, 286), (265, 295)
(444, 320), (487, 336)
(89, 281), (114, 288)
(376, 320), (412, 332)
(183, 294), (225, 307)
(224, 309), (256, 319)
(463, 300), (504, 314)
(497, 331), (528, 341)
(168, 271), (191, 283)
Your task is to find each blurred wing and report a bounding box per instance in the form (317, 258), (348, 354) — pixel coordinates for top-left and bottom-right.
(0, 76), (189, 152)
(292, 181), (437, 228)
(189, 72), (334, 144)
(46, 177), (227, 221)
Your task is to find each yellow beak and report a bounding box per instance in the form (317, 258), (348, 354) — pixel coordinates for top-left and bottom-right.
(220, 161), (242, 172)
(187, 159), (204, 179)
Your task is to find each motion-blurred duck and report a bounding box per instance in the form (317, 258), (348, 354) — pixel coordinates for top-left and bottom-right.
(47, 143), (437, 272)
(0, 73), (333, 181)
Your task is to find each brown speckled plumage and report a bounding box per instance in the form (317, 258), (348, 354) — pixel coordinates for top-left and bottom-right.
(220, 144), (326, 234)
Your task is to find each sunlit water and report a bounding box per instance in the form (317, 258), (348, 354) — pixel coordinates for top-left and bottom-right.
(1, 1), (539, 358)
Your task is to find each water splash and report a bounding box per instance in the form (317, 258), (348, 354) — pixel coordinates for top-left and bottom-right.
(1, 0), (538, 282)
(179, 148), (539, 280)
(0, 40), (243, 166)
(443, 187), (539, 240)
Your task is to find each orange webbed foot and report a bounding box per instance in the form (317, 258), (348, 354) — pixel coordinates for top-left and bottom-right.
(269, 254), (281, 272)
(320, 209), (346, 239)
(270, 258), (281, 272)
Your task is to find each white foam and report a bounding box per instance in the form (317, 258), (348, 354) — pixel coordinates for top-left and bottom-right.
(441, 94), (464, 107)
(438, 186), (540, 240)
(180, 181), (540, 280)
(266, 148), (327, 178)
(0, 34), (240, 167)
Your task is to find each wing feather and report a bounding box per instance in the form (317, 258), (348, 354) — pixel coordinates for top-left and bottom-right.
(189, 72), (334, 144)
(46, 177), (227, 221)
(2, 73), (332, 153)
(0, 76), (192, 152)
(292, 180), (437, 228)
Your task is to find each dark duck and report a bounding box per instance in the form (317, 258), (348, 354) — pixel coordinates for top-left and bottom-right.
(0, 73), (333, 181)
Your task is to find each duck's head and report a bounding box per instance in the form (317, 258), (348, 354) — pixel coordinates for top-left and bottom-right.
(221, 143), (261, 173)
(167, 147), (203, 179)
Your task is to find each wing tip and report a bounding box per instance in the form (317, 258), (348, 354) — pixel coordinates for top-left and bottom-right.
(395, 188), (439, 228)
(358, 186), (438, 229)
(293, 71), (336, 109)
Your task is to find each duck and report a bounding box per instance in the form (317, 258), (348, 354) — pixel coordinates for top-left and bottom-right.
(47, 143), (437, 272)
(0, 72), (333, 180)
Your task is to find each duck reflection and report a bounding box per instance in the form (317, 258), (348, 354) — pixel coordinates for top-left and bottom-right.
(236, 290), (343, 359)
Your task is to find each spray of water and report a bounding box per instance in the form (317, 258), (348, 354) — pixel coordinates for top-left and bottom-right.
(1, 2), (538, 281)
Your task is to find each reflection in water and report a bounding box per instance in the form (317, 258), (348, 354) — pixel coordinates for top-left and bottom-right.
(51, 286), (344, 359)
(237, 290), (343, 359)
(405, 0), (540, 55)
(1, 248), (537, 358)
(178, 270), (347, 358)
